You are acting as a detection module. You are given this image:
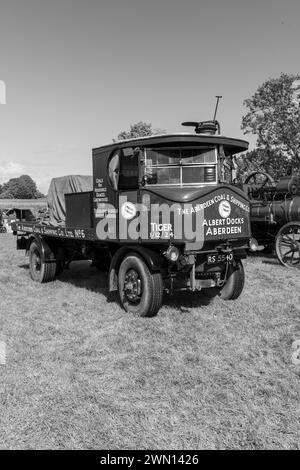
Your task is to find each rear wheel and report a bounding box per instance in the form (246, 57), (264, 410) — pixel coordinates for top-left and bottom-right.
(219, 259), (244, 299)
(275, 222), (300, 268)
(203, 260), (245, 300)
(118, 253), (163, 317)
(29, 240), (57, 283)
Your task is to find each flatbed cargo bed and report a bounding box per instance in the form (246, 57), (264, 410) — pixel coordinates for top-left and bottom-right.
(14, 221), (96, 241)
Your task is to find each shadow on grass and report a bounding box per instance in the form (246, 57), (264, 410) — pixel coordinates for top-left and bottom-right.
(18, 263), (29, 269)
(163, 291), (213, 311)
(60, 261), (213, 310)
(248, 251), (276, 260)
(261, 258), (281, 266)
(248, 251), (281, 267)
(18, 259), (214, 312)
(57, 261), (108, 295)
(18, 259), (108, 294)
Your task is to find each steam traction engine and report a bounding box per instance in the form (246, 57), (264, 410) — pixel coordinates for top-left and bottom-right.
(244, 171), (300, 267)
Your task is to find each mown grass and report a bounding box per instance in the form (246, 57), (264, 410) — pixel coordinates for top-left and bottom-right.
(0, 233), (299, 449)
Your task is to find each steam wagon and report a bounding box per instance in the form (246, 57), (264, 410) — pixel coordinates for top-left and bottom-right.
(13, 121), (254, 316)
(244, 170), (300, 267)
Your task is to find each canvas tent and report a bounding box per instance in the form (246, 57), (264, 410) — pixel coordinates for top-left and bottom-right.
(0, 198), (47, 219)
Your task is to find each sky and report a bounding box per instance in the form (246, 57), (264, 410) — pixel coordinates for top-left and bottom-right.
(0, 0), (300, 193)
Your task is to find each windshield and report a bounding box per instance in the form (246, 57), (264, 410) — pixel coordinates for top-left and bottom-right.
(143, 147), (217, 185)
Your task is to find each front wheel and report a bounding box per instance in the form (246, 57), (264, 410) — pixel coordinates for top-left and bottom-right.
(118, 253), (163, 317)
(203, 260), (245, 300)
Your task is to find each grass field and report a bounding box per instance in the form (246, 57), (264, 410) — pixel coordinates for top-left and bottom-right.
(0, 233), (299, 449)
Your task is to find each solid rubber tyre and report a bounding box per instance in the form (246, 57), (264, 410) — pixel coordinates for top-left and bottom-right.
(219, 260), (245, 300)
(203, 260), (245, 300)
(118, 253), (163, 317)
(29, 240), (57, 283)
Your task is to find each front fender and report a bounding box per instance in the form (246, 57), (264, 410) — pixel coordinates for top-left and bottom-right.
(27, 234), (56, 262)
(108, 245), (166, 292)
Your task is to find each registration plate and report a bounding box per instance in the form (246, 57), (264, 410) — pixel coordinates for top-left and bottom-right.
(207, 252), (234, 265)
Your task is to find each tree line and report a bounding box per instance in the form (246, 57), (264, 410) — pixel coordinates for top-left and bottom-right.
(0, 175), (44, 199)
(238, 72), (300, 178)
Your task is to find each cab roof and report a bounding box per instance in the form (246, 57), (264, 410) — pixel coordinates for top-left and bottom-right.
(93, 133), (249, 155)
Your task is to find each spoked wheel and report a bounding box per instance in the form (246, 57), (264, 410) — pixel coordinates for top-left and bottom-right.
(244, 171), (276, 199)
(118, 253), (163, 317)
(275, 222), (300, 268)
(244, 171), (275, 189)
(29, 240), (57, 282)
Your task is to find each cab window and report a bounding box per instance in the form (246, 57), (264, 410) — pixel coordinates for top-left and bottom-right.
(108, 147), (139, 190)
(144, 147), (217, 185)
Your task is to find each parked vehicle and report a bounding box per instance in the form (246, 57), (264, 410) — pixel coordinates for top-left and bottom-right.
(0, 210), (7, 233)
(13, 121), (254, 316)
(244, 170), (300, 267)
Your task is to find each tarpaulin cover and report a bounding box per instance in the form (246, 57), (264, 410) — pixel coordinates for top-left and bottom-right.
(47, 175), (93, 226)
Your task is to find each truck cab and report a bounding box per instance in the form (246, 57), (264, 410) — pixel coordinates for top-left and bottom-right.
(89, 121), (252, 314)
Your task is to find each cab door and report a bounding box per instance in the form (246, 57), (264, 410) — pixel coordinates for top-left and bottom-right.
(116, 147), (140, 243)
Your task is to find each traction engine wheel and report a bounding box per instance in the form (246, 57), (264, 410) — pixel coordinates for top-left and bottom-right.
(275, 222), (300, 268)
(29, 240), (57, 283)
(118, 253), (163, 317)
(244, 171), (275, 188)
(203, 260), (245, 300)
(244, 171), (276, 200)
